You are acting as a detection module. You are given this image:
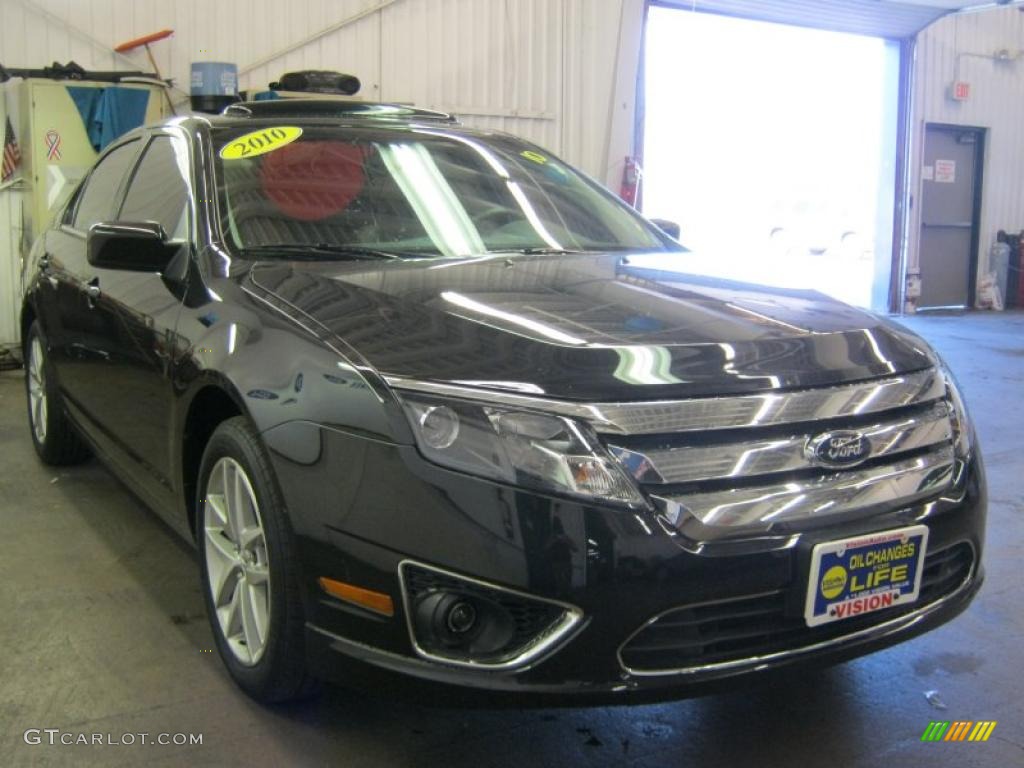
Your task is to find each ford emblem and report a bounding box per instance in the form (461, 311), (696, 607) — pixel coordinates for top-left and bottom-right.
(807, 430), (870, 469)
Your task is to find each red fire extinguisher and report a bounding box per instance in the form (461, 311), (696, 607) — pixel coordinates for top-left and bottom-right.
(620, 156), (642, 208)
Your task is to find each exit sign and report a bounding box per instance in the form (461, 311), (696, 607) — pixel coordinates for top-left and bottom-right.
(951, 81), (971, 101)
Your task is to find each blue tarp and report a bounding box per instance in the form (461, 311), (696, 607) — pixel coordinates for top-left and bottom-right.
(66, 86), (150, 152)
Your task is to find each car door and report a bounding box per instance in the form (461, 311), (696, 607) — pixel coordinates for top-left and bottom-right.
(73, 132), (193, 493)
(43, 138), (142, 426)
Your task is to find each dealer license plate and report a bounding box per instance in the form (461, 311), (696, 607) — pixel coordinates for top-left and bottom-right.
(804, 525), (929, 627)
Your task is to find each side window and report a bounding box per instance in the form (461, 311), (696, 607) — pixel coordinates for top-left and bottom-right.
(119, 136), (190, 240)
(72, 140), (139, 231)
(61, 182), (85, 226)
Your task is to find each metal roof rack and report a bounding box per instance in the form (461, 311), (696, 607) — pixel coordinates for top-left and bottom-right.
(221, 99), (456, 122)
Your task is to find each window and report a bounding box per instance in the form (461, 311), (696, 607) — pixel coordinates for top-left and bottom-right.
(72, 140), (139, 231)
(212, 126), (669, 259)
(61, 183), (84, 226)
(119, 136), (190, 240)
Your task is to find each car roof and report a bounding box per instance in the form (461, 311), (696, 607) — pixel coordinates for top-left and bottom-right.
(144, 99), (525, 146)
(218, 99), (457, 123)
(131, 99), (536, 152)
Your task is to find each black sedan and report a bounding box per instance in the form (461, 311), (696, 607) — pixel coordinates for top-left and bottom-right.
(20, 100), (985, 703)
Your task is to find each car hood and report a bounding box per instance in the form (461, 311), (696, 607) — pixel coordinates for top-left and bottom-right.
(248, 252), (933, 401)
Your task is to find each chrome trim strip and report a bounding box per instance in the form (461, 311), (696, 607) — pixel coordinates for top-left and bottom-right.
(396, 560), (584, 672)
(618, 542), (976, 677)
(386, 369), (944, 436)
(611, 403), (953, 485)
(653, 445), (955, 535)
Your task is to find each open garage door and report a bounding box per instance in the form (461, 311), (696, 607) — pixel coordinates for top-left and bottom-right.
(641, 1), (1006, 311)
(642, 8), (902, 309)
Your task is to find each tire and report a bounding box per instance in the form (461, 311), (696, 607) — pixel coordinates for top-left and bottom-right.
(196, 416), (319, 703)
(24, 320), (91, 466)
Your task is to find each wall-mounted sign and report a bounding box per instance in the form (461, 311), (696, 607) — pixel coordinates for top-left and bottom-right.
(950, 81), (970, 101)
(934, 159), (956, 183)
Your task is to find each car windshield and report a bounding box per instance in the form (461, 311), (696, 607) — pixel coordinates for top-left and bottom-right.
(212, 122), (670, 259)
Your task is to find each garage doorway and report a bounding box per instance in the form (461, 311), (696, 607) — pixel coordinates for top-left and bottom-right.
(641, 5), (902, 310)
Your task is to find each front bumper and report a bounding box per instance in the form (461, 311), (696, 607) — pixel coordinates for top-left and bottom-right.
(305, 560), (981, 705)
(268, 424), (986, 701)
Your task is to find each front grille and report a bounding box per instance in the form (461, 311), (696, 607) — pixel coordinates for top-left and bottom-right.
(619, 543), (974, 674)
(602, 368), (957, 538)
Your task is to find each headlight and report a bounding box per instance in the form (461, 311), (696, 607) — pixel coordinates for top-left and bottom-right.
(399, 393), (645, 506)
(939, 363), (973, 458)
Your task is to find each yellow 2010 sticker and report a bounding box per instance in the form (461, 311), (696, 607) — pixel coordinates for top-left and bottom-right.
(520, 150), (548, 165)
(220, 126), (303, 160)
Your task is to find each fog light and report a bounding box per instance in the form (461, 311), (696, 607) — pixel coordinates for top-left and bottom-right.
(400, 561), (584, 669)
(412, 591), (514, 655)
(446, 600), (477, 634)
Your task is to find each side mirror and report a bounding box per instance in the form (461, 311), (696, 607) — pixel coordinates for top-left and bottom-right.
(87, 221), (180, 272)
(651, 218), (681, 240)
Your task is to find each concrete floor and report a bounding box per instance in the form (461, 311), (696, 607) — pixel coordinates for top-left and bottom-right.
(1, 312), (1022, 767)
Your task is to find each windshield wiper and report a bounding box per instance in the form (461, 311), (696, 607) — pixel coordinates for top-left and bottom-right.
(487, 247), (587, 256)
(239, 243), (424, 261)
(493, 245), (689, 256)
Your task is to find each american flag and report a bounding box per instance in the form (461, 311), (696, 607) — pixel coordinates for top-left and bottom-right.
(2, 116), (21, 182)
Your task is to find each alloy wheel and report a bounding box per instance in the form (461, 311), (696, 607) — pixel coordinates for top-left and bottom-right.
(27, 337), (47, 444)
(203, 457), (272, 666)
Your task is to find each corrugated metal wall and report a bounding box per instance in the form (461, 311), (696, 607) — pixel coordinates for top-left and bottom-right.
(0, 0), (643, 185)
(909, 5), (1024, 290)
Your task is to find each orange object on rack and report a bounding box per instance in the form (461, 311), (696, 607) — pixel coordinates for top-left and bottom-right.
(114, 30), (175, 115)
(114, 29), (173, 54)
